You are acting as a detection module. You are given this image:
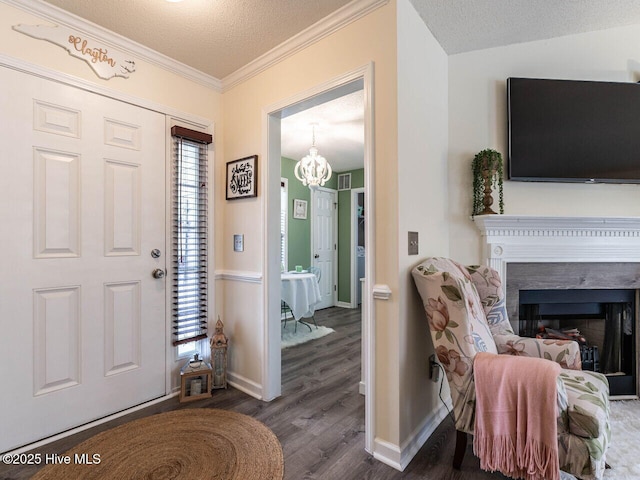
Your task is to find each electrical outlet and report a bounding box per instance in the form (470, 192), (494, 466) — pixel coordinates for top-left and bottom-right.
(429, 354), (439, 382)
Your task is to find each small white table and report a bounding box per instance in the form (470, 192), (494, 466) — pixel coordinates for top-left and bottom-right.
(281, 272), (322, 322)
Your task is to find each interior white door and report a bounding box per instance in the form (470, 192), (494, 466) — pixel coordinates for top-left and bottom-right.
(0, 67), (166, 452)
(312, 188), (337, 310)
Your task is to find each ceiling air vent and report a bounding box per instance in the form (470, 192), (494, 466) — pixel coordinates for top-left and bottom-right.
(337, 173), (351, 191)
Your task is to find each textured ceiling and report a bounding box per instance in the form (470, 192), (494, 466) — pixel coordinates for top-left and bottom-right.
(40, 0), (640, 78)
(42, 0), (353, 79)
(410, 0), (640, 55)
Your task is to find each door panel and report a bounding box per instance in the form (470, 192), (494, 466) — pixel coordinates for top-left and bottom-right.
(33, 148), (81, 258)
(312, 188), (336, 310)
(33, 286), (81, 395)
(0, 67), (166, 452)
(104, 281), (142, 376)
(104, 159), (141, 256)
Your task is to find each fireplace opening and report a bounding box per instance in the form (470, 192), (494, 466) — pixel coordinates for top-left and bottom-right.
(519, 289), (636, 396)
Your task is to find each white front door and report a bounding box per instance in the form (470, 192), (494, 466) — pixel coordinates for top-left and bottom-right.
(311, 188), (337, 310)
(0, 67), (166, 452)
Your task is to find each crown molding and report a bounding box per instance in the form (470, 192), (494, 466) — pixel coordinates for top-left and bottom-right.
(221, 0), (389, 92)
(3, 0), (389, 94)
(2, 0), (223, 91)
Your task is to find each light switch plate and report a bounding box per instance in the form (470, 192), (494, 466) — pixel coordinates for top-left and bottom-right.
(233, 234), (244, 252)
(408, 231), (418, 255)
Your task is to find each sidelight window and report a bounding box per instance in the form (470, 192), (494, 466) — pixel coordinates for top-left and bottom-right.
(171, 126), (212, 352)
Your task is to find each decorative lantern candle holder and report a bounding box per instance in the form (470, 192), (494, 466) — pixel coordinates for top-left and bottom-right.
(179, 353), (212, 403)
(210, 317), (229, 389)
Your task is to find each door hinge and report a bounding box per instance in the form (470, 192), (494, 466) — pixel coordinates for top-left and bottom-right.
(334, 244), (337, 250)
(334, 285), (337, 291)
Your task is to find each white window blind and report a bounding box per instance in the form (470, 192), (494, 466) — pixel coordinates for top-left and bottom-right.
(171, 126), (212, 346)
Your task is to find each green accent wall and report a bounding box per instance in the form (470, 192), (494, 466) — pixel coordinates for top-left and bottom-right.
(337, 169), (364, 304)
(282, 158), (363, 304)
(282, 157), (310, 271)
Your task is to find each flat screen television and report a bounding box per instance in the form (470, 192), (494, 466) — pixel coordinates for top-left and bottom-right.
(507, 77), (640, 183)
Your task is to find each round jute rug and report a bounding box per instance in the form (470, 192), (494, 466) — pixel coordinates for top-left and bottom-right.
(32, 409), (284, 480)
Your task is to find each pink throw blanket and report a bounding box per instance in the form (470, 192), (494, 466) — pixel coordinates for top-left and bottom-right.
(473, 352), (561, 480)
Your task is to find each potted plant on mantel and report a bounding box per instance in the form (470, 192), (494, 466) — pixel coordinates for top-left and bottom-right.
(472, 148), (504, 217)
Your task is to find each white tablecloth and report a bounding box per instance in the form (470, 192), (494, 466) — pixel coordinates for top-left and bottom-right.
(281, 272), (322, 320)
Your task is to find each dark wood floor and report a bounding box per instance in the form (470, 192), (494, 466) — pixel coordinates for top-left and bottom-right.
(0, 306), (507, 480)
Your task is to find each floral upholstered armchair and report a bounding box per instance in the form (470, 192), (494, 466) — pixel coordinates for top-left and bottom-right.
(411, 257), (611, 480)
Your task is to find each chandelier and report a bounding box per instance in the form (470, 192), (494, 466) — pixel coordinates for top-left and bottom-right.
(294, 125), (332, 190)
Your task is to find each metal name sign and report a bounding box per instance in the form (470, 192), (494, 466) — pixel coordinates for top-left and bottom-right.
(13, 24), (135, 80)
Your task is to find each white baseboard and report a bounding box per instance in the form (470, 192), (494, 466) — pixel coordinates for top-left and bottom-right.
(336, 301), (356, 309)
(373, 437), (403, 470)
(359, 381), (366, 395)
(399, 403), (450, 470)
(227, 371), (263, 399)
(373, 403), (450, 471)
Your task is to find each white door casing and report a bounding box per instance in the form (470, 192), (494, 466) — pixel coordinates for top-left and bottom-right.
(0, 67), (166, 452)
(311, 187), (337, 310)
(351, 187), (365, 308)
(264, 65), (375, 454)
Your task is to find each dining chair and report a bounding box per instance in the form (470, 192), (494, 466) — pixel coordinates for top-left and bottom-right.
(309, 266), (321, 282)
(281, 299), (295, 332)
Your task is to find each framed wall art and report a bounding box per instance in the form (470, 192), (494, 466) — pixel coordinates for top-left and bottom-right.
(293, 199), (307, 219)
(226, 155), (258, 200)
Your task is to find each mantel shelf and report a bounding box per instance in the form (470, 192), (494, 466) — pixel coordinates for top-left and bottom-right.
(473, 215), (640, 290)
(474, 215), (640, 236)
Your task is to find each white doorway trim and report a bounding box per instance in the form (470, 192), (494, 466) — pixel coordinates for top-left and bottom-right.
(280, 177), (289, 272)
(262, 63), (376, 453)
(350, 187), (365, 309)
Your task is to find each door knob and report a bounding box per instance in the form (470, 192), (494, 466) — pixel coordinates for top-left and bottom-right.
(314, 254), (320, 258)
(152, 268), (166, 279)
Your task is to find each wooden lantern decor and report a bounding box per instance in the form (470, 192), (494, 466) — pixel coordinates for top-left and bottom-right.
(210, 317), (229, 389)
(472, 149), (504, 217)
(179, 353), (212, 403)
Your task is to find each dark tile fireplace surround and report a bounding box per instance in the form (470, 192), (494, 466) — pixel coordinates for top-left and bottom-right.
(506, 262), (640, 397)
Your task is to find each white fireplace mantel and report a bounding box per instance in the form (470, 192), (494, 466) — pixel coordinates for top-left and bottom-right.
(473, 215), (640, 282)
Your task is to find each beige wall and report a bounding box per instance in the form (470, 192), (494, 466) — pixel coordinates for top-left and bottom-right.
(0, 3), (222, 121)
(220, 0), (453, 458)
(220, 0), (402, 445)
(396, 0), (449, 442)
(448, 24), (640, 265)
